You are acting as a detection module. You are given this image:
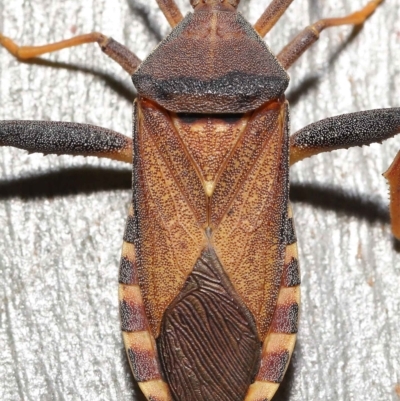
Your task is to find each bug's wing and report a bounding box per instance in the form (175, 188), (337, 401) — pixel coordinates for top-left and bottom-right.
(127, 98), (295, 401)
(213, 101), (290, 339)
(133, 99), (206, 336)
(134, 98), (291, 340)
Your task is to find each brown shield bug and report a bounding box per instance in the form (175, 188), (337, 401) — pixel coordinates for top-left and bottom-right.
(0, 3), (395, 400)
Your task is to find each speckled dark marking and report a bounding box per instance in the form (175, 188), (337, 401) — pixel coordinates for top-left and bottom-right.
(127, 348), (161, 382)
(134, 73), (287, 113)
(211, 103), (287, 226)
(291, 108), (400, 150)
(0, 120), (130, 155)
(123, 215), (136, 244)
(270, 303), (299, 334)
(257, 350), (290, 383)
(120, 300), (147, 332)
(285, 217), (296, 245)
(139, 101), (207, 225)
(158, 247), (261, 401)
(133, 12), (288, 113)
(282, 258), (301, 287)
(119, 256), (138, 285)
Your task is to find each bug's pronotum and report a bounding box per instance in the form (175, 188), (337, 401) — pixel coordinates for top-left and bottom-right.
(0, 0), (396, 398)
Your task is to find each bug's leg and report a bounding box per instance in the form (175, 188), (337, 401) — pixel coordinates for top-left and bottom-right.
(277, 0), (383, 69)
(289, 109), (400, 165)
(0, 121), (132, 164)
(254, 0), (294, 38)
(289, 108), (400, 238)
(0, 32), (141, 75)
(156, 0), (183, 28)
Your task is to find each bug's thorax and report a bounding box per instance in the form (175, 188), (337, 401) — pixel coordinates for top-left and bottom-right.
(132, 8), (289, 114)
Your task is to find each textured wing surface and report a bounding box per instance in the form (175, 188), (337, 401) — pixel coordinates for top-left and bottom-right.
(133, 99), (289, 400)
(134, 99), (289, 340)
(213, 102), (289, 338)
(134, 100), (206, 336)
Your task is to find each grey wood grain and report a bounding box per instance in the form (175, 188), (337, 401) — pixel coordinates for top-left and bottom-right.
(0, 1), (399, 400)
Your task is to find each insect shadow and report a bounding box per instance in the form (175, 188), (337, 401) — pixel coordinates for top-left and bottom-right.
(128, 0), (166, 42)
(20, 58), (136, 104)
(287, 24), (365, 108)
(0, 166), (398, 253)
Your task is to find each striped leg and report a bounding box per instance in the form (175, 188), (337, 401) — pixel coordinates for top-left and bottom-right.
(119, 205), (173, 401)
(245, 204), (300, 401)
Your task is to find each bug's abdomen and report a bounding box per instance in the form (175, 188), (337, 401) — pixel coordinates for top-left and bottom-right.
(125, 98), (293, 401)
(158, 247), (261, 401)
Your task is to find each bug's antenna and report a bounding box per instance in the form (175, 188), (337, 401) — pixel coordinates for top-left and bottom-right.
(156, 0), (184, 27)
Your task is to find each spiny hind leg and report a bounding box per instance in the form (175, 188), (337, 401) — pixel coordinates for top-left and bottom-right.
(290, 108), (400, 239)
(0, 120), (132, 164)
(0, 32), (141, 75)
(277, 0), (383, 69)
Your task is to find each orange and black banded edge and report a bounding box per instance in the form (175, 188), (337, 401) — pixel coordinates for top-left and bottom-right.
(246, 205), (300, 401)
(119, 204), (172, 401)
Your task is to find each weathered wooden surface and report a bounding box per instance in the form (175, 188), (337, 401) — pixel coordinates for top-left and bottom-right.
(0, 0), (399, 400)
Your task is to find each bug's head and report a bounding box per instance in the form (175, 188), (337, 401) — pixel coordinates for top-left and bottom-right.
(190, 0), (240, 12)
